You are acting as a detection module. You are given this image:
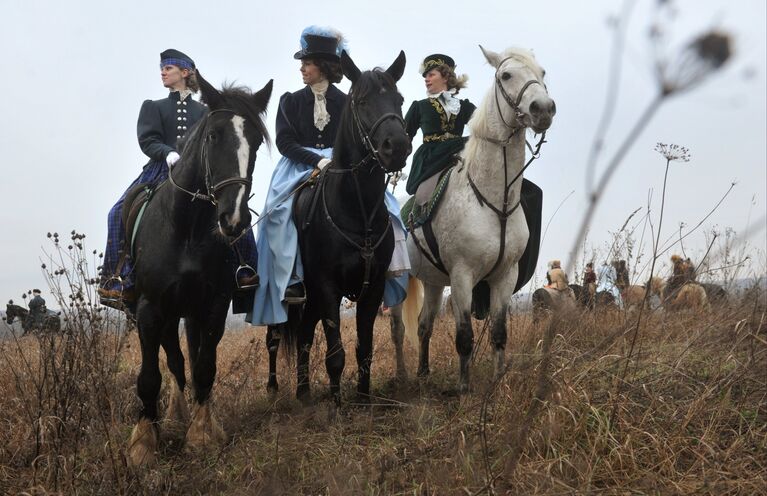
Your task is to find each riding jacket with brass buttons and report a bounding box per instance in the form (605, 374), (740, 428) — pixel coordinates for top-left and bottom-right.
(275, 85), (346, 167)
(136, 91), (207, 166)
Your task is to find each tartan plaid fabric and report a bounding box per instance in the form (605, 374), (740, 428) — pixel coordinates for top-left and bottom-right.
(160, 58), (193, 70)
(101, 160), (258, 290)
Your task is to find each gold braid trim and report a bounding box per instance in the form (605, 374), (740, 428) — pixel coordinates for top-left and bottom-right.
(428, 98), (456, 133)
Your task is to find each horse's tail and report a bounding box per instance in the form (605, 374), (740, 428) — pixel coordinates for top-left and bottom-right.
(402, 276), (423, 347)
(278, 305), (303, 361)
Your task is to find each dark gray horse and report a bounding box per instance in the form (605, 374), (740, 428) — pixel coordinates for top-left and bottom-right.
(125, 73), (272, 466)
(5, 302), (61, 334)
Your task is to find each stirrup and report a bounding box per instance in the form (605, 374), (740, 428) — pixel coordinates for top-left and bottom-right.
(284, 282), (306, 305)
(235, 264), (259, 290)
(98, 276), (124, 304)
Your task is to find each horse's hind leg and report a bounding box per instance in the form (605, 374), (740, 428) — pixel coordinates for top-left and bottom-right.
(389, 305), (407, 380)
(355, 289), (384, 400)
(296, 303), (320, 402)
(266, 325), (281, 394)
(184, 311), (227, 451)
(161, 324), (188, 438)
(417, 283), (445, 378)
(128, 301), (164, 466)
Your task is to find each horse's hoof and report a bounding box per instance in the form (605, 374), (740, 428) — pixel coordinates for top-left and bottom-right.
(297, 388), (312, 406)
(266, 381), (279, 395)
(127, 418), (158, 467)
(416, 367), (430, 378)
(185, 403), (227, 452)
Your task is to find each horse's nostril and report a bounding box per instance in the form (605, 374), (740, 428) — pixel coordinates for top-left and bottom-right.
(530, 100), (541, 116)
(550, 101), (557, 115)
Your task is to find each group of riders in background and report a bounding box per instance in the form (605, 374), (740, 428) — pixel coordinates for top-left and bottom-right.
(544, 254), (699, 309)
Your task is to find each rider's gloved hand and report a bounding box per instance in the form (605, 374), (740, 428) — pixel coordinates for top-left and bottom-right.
(317, 158), (331, 170)
(166, 151), (181, 168)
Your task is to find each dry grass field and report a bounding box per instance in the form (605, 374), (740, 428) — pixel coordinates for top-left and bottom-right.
(1, 294), (765, 495)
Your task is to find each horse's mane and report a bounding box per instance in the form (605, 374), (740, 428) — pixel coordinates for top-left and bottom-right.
(180, 83), (271, 156)
(464, 47), (542, 160)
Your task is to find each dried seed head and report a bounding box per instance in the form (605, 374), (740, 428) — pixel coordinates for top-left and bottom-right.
(661, 30), (733, 95)
(655, 142), (691, 162)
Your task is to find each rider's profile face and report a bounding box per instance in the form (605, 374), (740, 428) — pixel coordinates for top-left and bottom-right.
(424, 68), (448, 93)
(300, 59), (323, 86)
(160, 64), (189, 91)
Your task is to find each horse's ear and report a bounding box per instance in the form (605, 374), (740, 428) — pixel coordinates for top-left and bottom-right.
(479, 45), (502, 68)
(340, 50), (361, 84)
(197, 70), (224, 110)
(385, 50), (406, 82)
(252, 79), (273, 113)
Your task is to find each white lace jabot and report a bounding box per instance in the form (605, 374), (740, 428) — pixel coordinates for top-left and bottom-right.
(427, 88), (460, 116)
(310, 80), (330, 131)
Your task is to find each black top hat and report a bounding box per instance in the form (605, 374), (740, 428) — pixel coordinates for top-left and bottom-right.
(421, 54), (456, 76)
(160, 49), (195, 69)
(294, 34), (342, 61)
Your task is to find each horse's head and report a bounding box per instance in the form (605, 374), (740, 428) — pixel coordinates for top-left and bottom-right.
(339, 50), (411, 172)
(480, 46), (556, 134)
(194, 72), (273, 237)
(5, 302), (24, 324)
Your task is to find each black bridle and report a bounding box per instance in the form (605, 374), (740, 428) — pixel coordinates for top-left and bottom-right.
(348, 97), (406, 171)
(167, 109), (253, 205)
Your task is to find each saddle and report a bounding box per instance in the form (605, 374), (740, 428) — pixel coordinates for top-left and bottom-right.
(400, 168), (453, 229)
(122, 182), (162, 259)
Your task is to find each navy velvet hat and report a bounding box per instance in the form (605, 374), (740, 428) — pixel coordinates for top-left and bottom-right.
(160, 49), (195, 70)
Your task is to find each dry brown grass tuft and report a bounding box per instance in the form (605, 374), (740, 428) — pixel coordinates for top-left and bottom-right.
(1, 296), (765, 495)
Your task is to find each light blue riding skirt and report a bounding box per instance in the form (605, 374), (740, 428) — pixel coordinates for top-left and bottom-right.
(247, 148), (407, 326)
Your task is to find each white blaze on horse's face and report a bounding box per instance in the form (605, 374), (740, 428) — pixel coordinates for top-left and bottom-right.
(226, 114), (249, 229)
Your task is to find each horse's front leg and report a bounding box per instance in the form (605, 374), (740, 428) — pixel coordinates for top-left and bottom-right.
(417, 283), (445, 378)
(266, 325), (281, 394)
(489, 267), (518, 379)
(184, 308), (227, 452)
(388, 304), (407, 379)
(128, 299), (165, 466)
(355, 284), (385, 400)
(449, 272), (475, 392)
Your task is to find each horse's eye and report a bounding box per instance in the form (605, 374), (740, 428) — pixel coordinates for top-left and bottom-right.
(207, 131), (217, 142)
(501, 72), (511, 81)
(541, 69), (546, 77)
(357, 99), (367, 106)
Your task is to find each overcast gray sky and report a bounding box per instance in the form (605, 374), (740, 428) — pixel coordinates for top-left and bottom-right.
(1, 0), (764, 307)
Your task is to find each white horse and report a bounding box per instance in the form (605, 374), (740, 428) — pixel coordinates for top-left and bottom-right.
(390, 46), (556, 391)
